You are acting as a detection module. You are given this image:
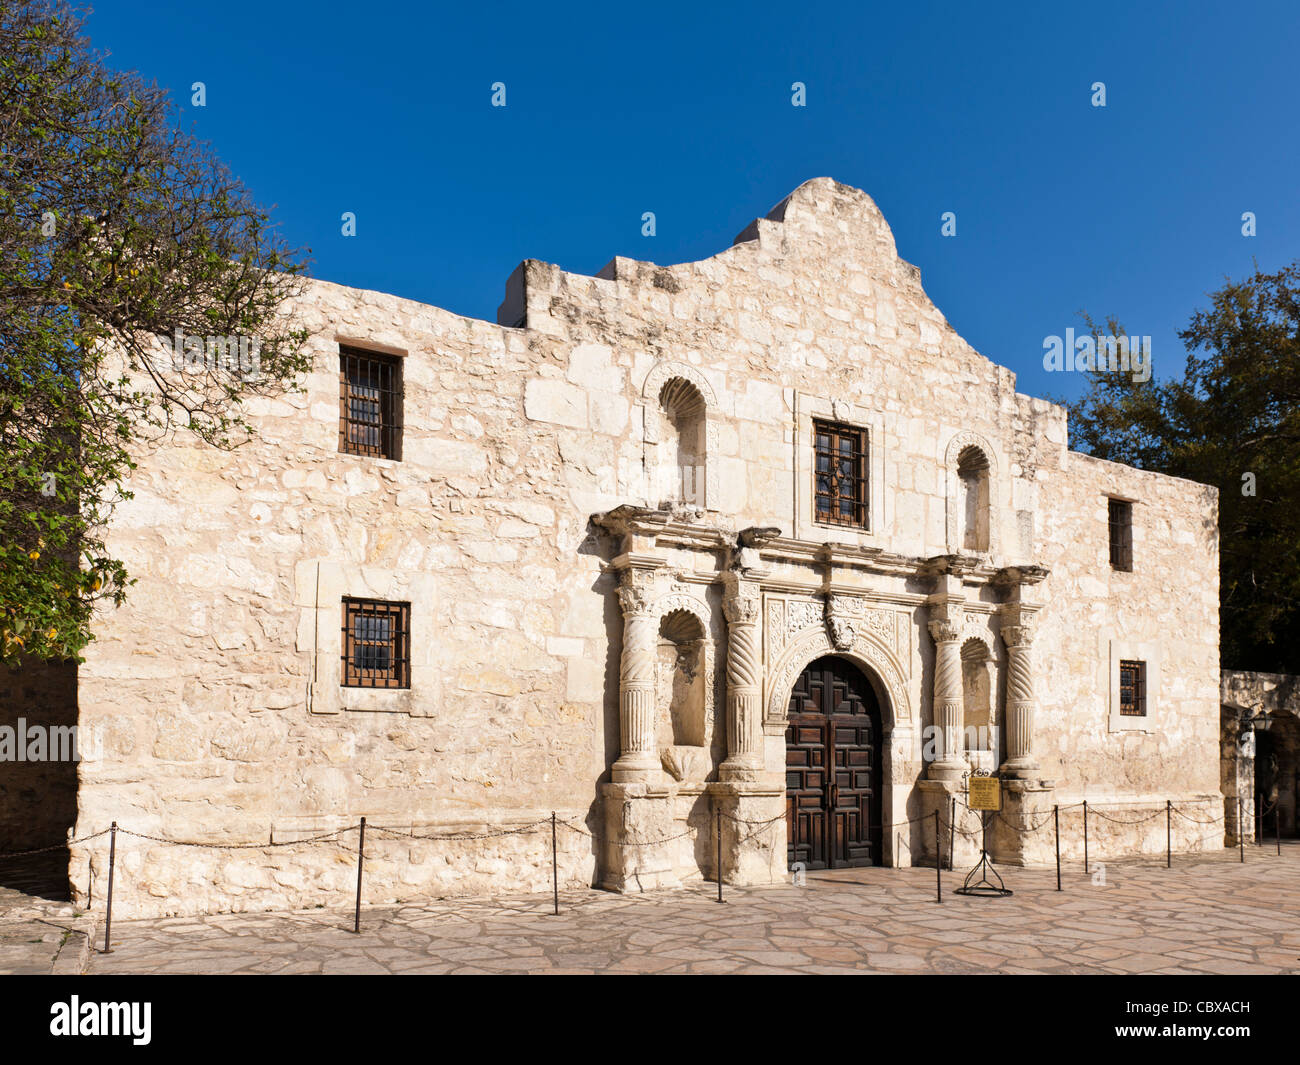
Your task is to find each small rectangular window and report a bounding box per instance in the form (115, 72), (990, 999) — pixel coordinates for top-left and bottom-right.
(1108, 498), (1133, 571)
(342, 598), (410, 689)
(339, 347), (402, 459)
(813, 420), (868, 529)
(1119, 659), (1146, 716)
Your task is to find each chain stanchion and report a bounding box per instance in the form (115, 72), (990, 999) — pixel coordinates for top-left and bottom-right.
(715, 802), (724, 905)
(1083, 800), (1089, 875)
(934, 811), (941, 904)
(1054, 804), (1061, 891)
(1238, 797), (1245, 863)
(550, 812), (559, 916)
(353, 817), (366, 934)
(948, 797), (955, 871)
(101, 821), (117, 954)
(1166, 800), (1171, 868)
(1256, 793), (1262, 846)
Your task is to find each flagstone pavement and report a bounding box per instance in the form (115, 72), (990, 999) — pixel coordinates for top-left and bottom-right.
(4, 844), (1299, 974)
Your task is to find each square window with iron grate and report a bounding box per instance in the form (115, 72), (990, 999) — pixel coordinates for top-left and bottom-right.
(342, 598), (411, 689)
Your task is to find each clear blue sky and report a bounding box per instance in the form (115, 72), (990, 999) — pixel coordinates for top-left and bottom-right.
(87, 0), (1299, 402)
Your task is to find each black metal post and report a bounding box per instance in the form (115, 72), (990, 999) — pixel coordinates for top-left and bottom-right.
(1166, 799), (1171, 868)
(1256, 793), (1262, 846)
(353, 816), (365, 934)
(1083, 801), (1088, 875)
(1238, 797), (1245, 863)
(1054, 804), (1061, 891)
(101, 821), (117, 954)
(715, 802), (724, 904)
(934, 810), (942, 904)
(948, 796), (955, 871)
(1277, 804), (1282, 856)
(550, 812), (559, 916)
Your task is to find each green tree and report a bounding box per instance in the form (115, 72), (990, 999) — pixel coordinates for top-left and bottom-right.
(1061, 265), (1300, 672)
(0, 0), (310, 665)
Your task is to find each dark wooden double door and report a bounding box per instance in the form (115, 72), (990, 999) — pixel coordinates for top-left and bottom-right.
(786, 656), (883, 870)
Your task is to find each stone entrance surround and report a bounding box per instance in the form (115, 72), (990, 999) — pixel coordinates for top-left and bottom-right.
(595, 502), (1082, 887)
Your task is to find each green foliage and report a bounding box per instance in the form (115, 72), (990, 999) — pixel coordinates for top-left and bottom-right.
(0, 1), (311, 666)
(1061, 266), (1300, 672)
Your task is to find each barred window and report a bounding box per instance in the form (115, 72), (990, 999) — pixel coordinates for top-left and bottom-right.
(342, 599), (410, 689)
(339, 347), (401, 459)
(1119, 659), (1145, 717)
(1108, 498), (1133, 571)
(814, 420), (868, 528)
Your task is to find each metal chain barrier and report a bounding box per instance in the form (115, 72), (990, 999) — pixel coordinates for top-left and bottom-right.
(0, 828), (111, 859)
(367, 817), (554, 843)
(1170, 808), (1225, 826)
(116, 827), (355, 849)
(1087, 807), (1165, 825)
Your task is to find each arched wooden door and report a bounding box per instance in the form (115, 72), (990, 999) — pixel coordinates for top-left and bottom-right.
(785, 656), (883, 870)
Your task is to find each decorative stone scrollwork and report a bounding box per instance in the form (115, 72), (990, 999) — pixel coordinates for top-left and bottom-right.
(826, 597), (857, 651)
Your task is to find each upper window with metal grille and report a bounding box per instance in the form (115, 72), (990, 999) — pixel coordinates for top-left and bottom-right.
(339, 347), (402, 459)
(813, 420), (868, 529)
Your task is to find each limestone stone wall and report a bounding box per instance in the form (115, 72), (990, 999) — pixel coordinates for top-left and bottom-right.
(66, 178), (1222, 915)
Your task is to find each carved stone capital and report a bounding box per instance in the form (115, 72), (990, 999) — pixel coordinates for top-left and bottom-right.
(1001, 621), (1034, 650)
(928, 619), (961, 645)
(616, 567), (658, 617)
(724, 593), (761, 627)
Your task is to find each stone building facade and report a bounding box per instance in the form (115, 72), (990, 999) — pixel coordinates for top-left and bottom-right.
(6, 179), (1224, 916)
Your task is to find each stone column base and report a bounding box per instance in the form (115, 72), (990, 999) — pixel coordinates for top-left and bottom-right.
(988, 778), (1056, 866)
(916, 780), (978, 869)
(709, 781), (786, 886)
(599, 781), (682, 892)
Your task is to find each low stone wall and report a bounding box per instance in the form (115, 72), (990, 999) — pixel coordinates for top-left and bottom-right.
(991, 795), (1224, 867)
(70, 814), (601, 920)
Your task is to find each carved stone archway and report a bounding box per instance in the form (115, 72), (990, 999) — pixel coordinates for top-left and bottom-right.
(762, 624), (914, 868)
(764, 625), (911, 732)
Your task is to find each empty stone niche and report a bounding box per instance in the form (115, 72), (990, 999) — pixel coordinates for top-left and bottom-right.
(962, 637), (997, 772)
(957, 445), (991, 553)
(656, 609), (710, 783)
(657, 377), (707, 506)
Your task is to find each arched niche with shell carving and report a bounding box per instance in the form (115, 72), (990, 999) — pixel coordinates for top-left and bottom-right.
(944, 430), (999, 557)
(640, 360), (720, 510)
(653, 591), (720, 784)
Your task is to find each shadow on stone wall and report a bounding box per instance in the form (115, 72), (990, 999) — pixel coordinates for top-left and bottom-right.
(0, 658), (79, 900)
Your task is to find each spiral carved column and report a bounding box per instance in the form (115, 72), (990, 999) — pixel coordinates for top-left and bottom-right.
(999, 621), (1040, 778)
(613, 568), (660, 782)
(720, 579), (764, 780)
(928, 619), (967, 781)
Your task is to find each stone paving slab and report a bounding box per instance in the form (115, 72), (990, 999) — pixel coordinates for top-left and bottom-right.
(0, 851), (94, 975)
(11, 843), (1280, 975)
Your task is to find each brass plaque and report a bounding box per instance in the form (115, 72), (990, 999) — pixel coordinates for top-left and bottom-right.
(968, 777), (1001, 811)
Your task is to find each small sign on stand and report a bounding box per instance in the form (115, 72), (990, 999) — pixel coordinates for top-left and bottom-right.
(954, 771), (1013, 897)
